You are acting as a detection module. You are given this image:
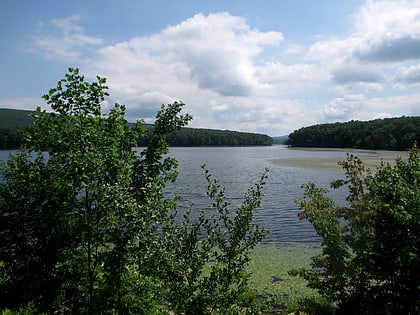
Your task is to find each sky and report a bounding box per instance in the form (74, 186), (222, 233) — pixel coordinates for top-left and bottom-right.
(1, 0), (420, 136)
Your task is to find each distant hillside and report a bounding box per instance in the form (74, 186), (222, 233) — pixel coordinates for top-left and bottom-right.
(0, 109), (34, 149)
(0, 108), (34, 127)
(286, 116), (420, 150)
(0, 108), (272, 148)
(139, 127), (273, 146)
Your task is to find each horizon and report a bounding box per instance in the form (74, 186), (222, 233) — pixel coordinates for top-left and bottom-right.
(1, 1), (420, 136)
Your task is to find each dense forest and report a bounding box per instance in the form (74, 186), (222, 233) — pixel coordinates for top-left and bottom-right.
(0, 108), (272, 148)
(286, 116), (420, 150)
(139, 127), (273, 146)
(0, 109), (34, 149)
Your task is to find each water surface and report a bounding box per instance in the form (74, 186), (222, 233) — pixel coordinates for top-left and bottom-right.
(162, 145), (356, 244)
(1, 146), (362, 245)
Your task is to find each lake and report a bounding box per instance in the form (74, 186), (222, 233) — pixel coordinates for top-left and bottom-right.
(151, 145), (357, 245)
(1, 146), (366, 245)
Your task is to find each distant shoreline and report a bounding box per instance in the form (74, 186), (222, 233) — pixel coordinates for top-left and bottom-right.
(271, 147), (408, 171)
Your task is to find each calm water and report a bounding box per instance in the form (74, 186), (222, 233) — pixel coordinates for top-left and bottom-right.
(159, 145), (353, 245)
(1, 146), (358, 245)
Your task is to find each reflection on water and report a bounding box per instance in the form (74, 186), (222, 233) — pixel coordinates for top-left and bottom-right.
(2, 146), (355, 245)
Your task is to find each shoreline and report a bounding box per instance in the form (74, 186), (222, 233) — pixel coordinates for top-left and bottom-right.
(271, 147), (408, 171)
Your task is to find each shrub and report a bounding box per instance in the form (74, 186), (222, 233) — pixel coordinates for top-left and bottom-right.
(295, 146), (420, 314)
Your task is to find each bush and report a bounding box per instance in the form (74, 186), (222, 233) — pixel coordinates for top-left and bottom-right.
(295, 146), (420, 314)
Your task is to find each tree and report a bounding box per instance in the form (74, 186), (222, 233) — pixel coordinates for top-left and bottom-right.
(286, 117), (420, 150)
(294, 146), (420, 314)
(0, 68), (191, 314)
(0, 68), (268, 314)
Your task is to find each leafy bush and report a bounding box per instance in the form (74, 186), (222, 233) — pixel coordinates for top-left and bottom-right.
(294, 146), (420, 314)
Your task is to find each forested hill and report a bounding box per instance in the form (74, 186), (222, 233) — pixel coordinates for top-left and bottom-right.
(0, 109), (34, 149)
(286, 116), (420, 150)
(0, 108), (272, 148)
(139, 127), (272, 146)
(0, 108), (34, 127)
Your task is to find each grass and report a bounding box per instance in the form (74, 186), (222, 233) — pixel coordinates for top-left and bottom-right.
(247, 244), (321, 313)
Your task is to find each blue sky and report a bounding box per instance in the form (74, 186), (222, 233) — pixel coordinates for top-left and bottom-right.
(1, 0), (419, 136)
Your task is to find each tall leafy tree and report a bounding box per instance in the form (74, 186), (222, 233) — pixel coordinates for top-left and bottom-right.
(0, 68), (268, 314)
(0, 68), (191, 314)
(295, 146), (420, 314)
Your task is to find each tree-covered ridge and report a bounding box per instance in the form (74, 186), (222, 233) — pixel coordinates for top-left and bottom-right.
(286, 116), (420, 150)
(0, 108), (272, 148)
(0, 109), (36, 149)
(0, 109), (34, 127)
(139, 127), (273, 146)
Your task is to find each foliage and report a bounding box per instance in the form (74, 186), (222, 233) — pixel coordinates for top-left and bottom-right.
(286, 117), (420, 150)
(0, 109), (272, 149)
(0, 127), (23, 149)
(294, 146), (420, 314)
(0, 109), (34, 128)
(0, 109), (34, 149)
(163, 127), (273, 146)
(0, 68), (268, 314)
(161, 166), (268, 314)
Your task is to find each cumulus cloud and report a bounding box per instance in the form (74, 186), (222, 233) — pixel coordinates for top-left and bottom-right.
(395, 63), (420, 87)
(90, 13), (283, 99)
(332, 66), (383, 84)
(26, 2), (420, 135)
(323, 94), (366, 120)
(33, 15), (103, 61)
(309, 0), (420, 90)
(256, 62), (330, 85)
(83, 12), (292, 131)
(355, 36), (420, 62)
(353, 0), (420, 62)
(324, 92), (420, 122)
(354, 0), (420, 39)
(161, 13), (283, 96)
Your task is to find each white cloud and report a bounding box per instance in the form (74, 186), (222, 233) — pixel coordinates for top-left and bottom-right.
(354, 0), (420, 39)
(93, 13), (283, 98)
(332, 66), (382, 84)
(323, 94), (366, 120)
(83, 12), (290, 132)
(33, 15), (103, 61)
(308, 0), (420, 90)
(395, 63), (420, 87)
(353, 0), (420, 64)
(323, 92), (420, 122)
(366, 94), (420, 117)
(24, 3), (420, 136)
(256, 62), (330, 86)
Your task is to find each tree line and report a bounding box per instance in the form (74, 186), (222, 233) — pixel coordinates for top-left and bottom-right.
(286, 116), (420, 150)
(0, 127), (24, 149)
(0, 109), (272, 149)
(0, 109), (34, 149)
(139, 127), (273, 146)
